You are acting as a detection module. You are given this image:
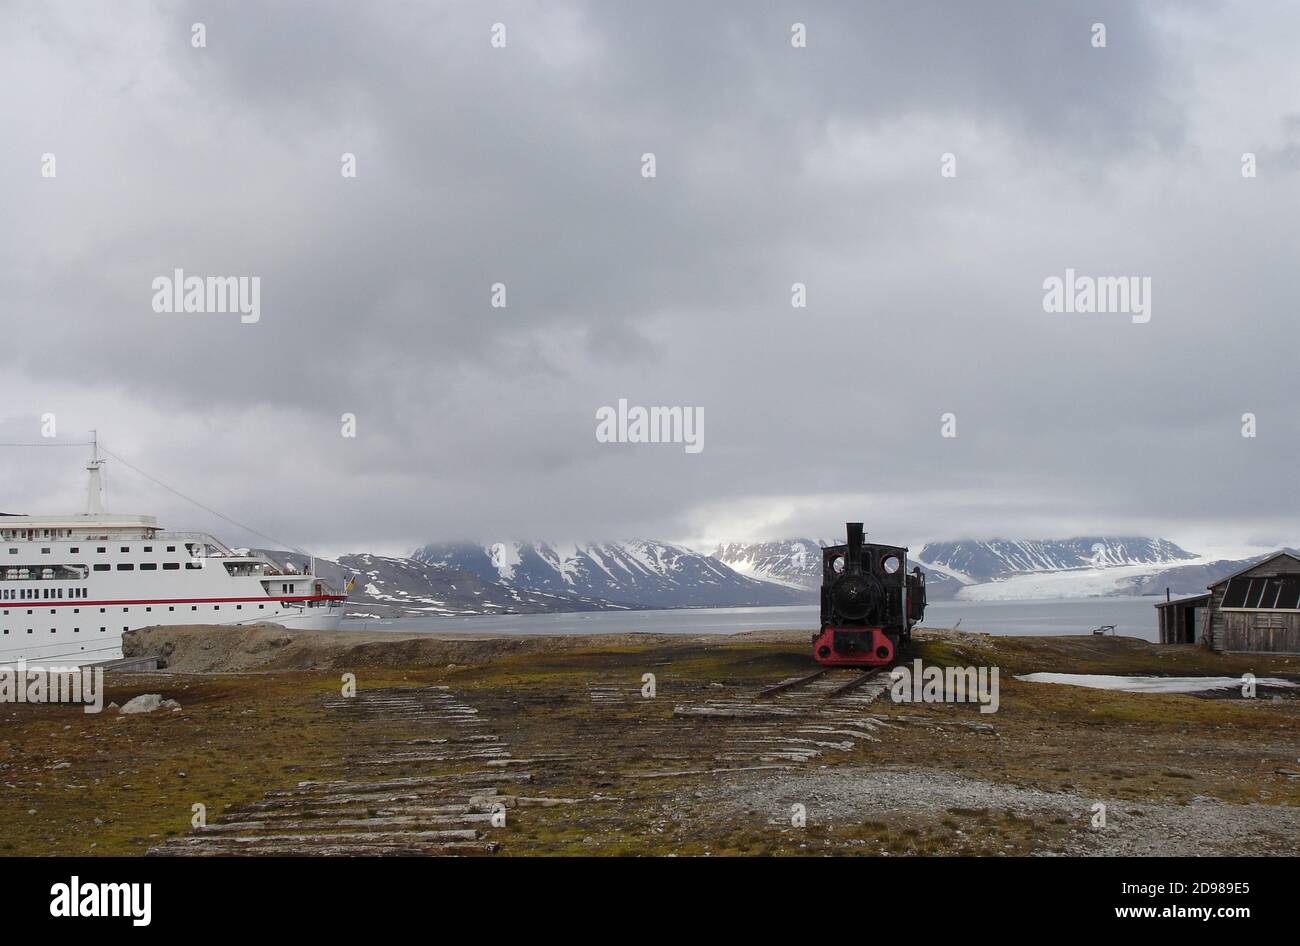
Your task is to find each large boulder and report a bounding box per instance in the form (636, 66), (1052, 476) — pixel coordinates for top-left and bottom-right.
(118, 693), (164, 715)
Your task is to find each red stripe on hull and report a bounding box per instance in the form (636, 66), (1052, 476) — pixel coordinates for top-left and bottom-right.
(1, 594), (348, 609)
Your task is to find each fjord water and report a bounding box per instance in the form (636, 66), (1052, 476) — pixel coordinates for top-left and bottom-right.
(344, 595), (1163, 642)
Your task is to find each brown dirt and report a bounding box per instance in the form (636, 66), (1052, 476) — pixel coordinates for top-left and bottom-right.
(4, 625), (1296, 856)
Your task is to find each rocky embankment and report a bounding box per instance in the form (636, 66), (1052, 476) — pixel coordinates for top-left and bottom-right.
(121, 622), (790, 673)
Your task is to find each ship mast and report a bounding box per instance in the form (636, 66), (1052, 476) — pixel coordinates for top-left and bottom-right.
(86, 430), (106, 516)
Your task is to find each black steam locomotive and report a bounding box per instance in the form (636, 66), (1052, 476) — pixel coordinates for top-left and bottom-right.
(812, 522), (926, 667)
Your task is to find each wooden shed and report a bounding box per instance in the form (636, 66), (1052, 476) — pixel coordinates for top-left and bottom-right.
(1155, 592), (1209, 644)
(1201, 552), (1300, 654)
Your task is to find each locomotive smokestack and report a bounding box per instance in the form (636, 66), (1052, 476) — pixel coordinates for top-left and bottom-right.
(845, 522), (864, 568)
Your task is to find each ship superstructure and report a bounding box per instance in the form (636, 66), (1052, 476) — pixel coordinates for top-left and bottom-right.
(0, 446), (346, 665)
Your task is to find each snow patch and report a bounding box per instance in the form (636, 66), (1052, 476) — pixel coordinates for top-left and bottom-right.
(1016, 673), (1298, 694)
(483, 541), (519, 580)
(912, 558), (977, 586)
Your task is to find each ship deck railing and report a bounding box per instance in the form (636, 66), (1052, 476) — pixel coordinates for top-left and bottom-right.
(154, 532), (237, 556)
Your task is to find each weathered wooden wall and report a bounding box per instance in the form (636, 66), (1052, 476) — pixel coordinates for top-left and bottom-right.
(1158, 602), (1204, 645)
(1219, 611), (1300, 653)
(1207, 555), (1300, 654)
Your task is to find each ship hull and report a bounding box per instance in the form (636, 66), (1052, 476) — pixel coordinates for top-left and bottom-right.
(6, 600), (346, 666)
(2, 530), (347, 667)
(2, 457), (349, 667)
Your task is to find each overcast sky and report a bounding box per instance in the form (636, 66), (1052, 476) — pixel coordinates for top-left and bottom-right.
(2, 1), (1298, 559)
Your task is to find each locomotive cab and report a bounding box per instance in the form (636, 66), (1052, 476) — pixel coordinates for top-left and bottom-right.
(812, 522), (925, 668)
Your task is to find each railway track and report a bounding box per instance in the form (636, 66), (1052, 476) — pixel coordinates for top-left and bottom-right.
(757, 666), (892, 700)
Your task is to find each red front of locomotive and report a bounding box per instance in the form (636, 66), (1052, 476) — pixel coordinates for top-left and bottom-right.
(813, 522), (926, 668)
(812, 625), (895, 667)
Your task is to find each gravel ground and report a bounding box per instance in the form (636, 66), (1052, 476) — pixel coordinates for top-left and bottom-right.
(699, 763), (1300, 855)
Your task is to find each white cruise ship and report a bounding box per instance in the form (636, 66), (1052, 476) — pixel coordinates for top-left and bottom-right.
(1, 450), (347, 665)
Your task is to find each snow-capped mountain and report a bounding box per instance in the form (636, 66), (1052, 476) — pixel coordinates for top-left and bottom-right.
(253, 550), (618, 618)
(917, 537), (1196, 583)
(254, 533), (1276, 617)
(1123, 549), (1300, 597)
(259, 540), (803, 618)
(714, 534), (1216, 602)
(911, 536), (1216, 601)
(260, 541), (803, 618)
(412, 540), (805, 609)
(712, 538), (963, 600)
(711, 539), (825, 590)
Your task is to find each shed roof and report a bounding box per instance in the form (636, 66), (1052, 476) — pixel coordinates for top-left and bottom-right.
(1154, 593), (1210, 609)
(1208, 551), (1300, 589)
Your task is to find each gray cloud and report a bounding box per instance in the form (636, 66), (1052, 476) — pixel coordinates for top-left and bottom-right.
(1, 0), (1297, 558)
